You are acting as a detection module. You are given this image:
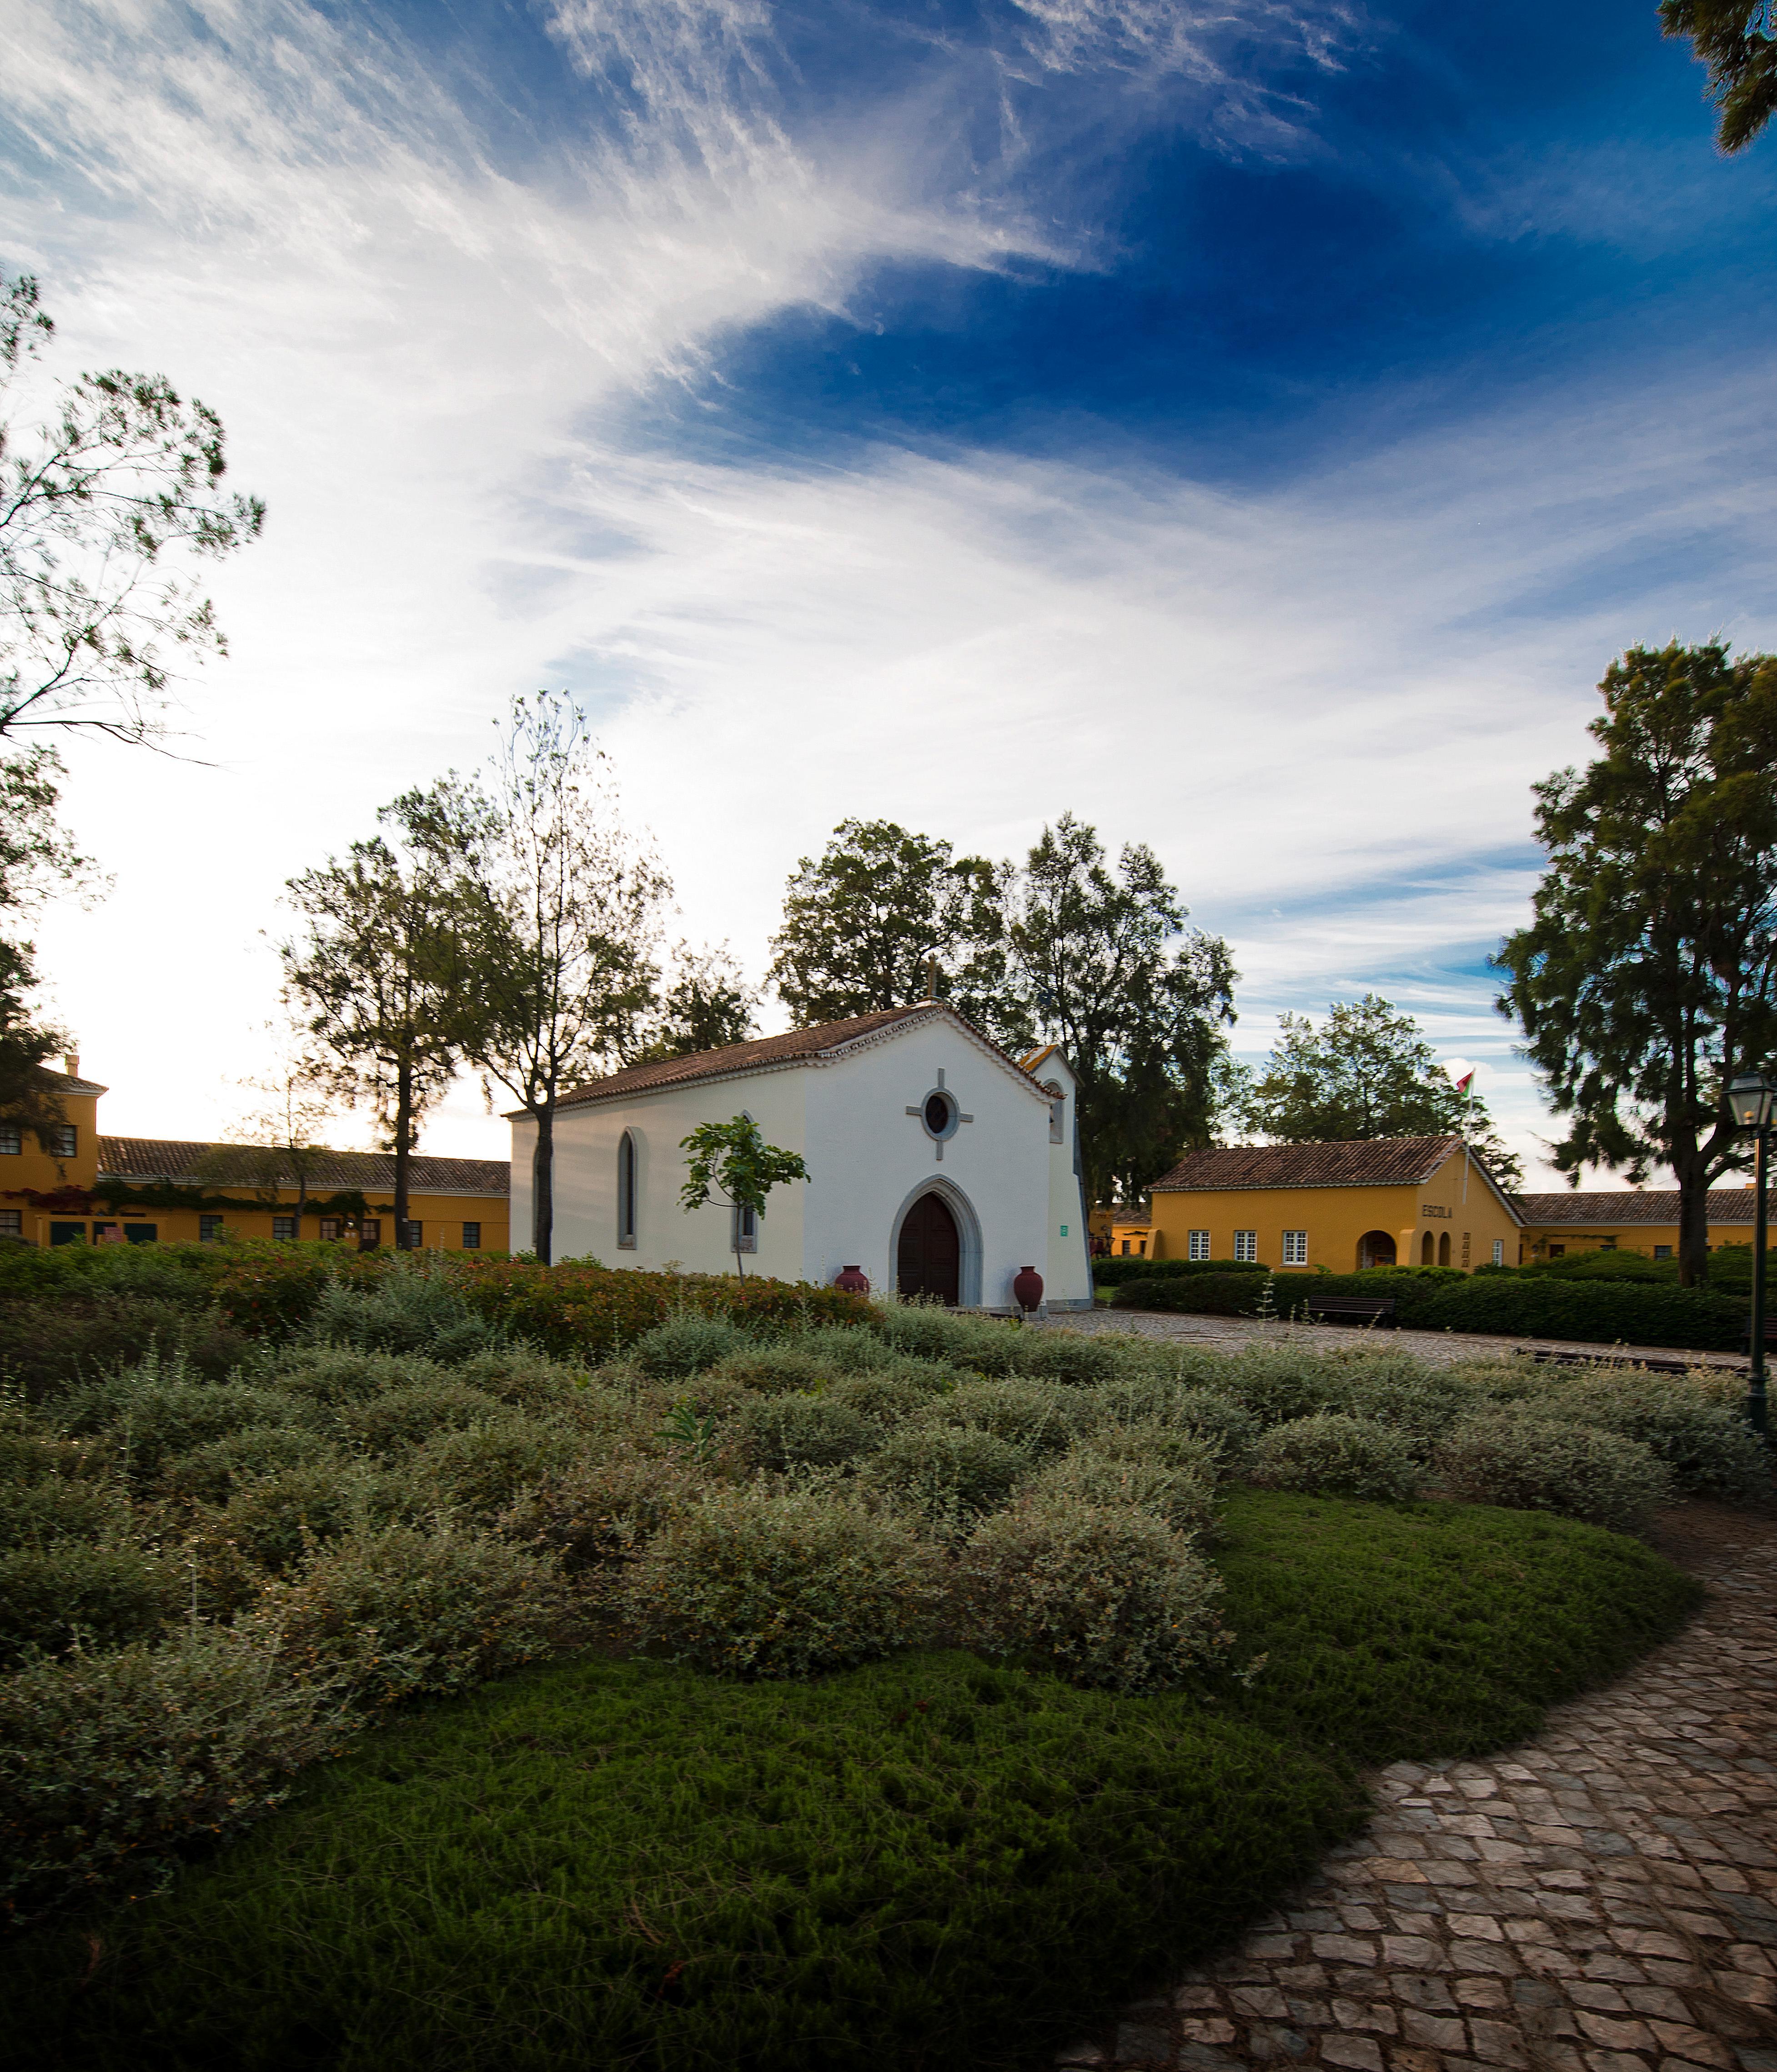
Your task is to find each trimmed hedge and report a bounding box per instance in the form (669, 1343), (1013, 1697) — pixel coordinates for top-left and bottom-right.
(1111, 1267), (1749, 1351)
(1092, 1257), (1268, 1288)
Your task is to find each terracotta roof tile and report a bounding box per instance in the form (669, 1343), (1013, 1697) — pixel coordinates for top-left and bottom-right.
(537, 1005), (1039, 1114)
(1515, 1188), (1756, 1227)
(95, 1137), (509, 1196)
(1154, 1138), (1467, 1192)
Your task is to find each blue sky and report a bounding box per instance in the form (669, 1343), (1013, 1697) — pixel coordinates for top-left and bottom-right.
(3, 0), (1774, 1179)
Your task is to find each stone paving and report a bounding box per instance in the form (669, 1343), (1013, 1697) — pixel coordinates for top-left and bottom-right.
(1052, 1510), (1777, 2072)
(1044, 1309), (1752, 1375)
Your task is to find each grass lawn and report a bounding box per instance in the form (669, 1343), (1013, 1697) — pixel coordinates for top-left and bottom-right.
(5, 1494), (1700, 2072)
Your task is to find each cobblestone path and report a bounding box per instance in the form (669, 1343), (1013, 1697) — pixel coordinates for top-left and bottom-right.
(1055, 1512), (1777, 2072)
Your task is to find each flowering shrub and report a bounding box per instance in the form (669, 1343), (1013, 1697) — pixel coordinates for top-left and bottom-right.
(958, 1499), (1226, 1693)
(1436, 1411), (1671, 1534)
(0, 1626), (356, 1927)
(1250, 1414), (1424, 1503)
(620, 1484), (938, 1676)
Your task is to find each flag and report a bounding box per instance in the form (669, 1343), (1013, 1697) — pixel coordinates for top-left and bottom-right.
(1454, 1069), (1474, 1095)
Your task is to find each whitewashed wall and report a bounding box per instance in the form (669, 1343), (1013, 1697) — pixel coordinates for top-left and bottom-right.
(510, 1013), (1091, 1306)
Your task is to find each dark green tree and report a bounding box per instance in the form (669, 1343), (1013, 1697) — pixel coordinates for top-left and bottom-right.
(678, 1115), (810, 1280)
(1009, 813), (1235, 1210)
(281, 803), (477, 1246)
(1662, 1), (1777, 152)
(0, 743), (95, 1142)
(1, 274), (263, 746)
(1495, 641), (1777, 1284)
(768, 819), (1020, 1044)
(1232, 994), (1523, 1187)
(628, 943), (758, 1061)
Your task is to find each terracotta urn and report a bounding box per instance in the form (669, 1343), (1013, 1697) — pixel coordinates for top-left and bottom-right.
(1012, 1265), (1044, 1312)
(834, 1264), (871, 1294)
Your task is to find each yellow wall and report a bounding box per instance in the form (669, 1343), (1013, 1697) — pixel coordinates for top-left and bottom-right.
(1, 1073), (507, 1251)
(1519, 1219), (1752, 1263)
(1108, 1220), (1155, 1258)
(1150, 1149), (1521, 1274)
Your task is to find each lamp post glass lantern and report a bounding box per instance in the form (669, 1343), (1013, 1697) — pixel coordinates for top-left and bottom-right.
(1727, 1073), (1775, 1440)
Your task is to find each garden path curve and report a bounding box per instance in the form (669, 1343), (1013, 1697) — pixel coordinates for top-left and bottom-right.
(1051, 1505), (1777, 2072)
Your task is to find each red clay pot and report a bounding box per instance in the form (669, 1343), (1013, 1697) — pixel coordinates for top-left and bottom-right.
(1012, 1265), (1044, 1312)
(834, 1264), (871, 1294)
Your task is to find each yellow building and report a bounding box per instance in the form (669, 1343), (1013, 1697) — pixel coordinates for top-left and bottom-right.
(0, 1061), (508, 1251)
(1516, 1188), (1757, 1263)
(1149, 1136), (1522, 1274)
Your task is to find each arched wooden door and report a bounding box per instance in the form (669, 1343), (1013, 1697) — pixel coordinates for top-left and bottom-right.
(897, 1191), (961, 1305)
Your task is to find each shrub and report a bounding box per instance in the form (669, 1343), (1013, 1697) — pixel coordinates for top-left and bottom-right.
(158, 1424), (344, 1505)
(875, 1302), (1018, 1373)
(399, 1415), (592, 1520)
(208, 1462), (383, 1575)
(0, 1298), (252, 1402)
(452, 1345), (596, 1412)
(704, 1345), (834, 1396)
(959, 1499), (1227, 1693)
(331, 1380), (508, 1457)
(1003, 1329), (1125, 1387)
(1216, 1347), (1345, 1427)
(1436, 1411), (1671, 1533)
(253, 1526), (581, 1706)
(1330, 1357), (1469, 1456)
(825, 1364), (956, 1427)
(925, 1376), (1086, 1455)
(1093, 1255), (1268, 1286)
(0, 1473), (132, 1548)
(1025, 1447), (1219, 1540)
(730, 1394), (881, 1474)
(1067, 1416), (1224, 1485)
(1417, 1274), (1747, 1353)
(1079, 1384), (1260, 1471)
(865, 1425), (1034, 1536)
(306, 1261), (503, 1363)
(0, 1541), (186, 1666)
(1250, 1414), (1424, 1503)
(620, 1484), (938, 1676)
(245, 1345), (445, 1408)
(1109, 1272), (1270, 1317)
(499, 1450), (698, 1580)
(0, 1625), (356, 1927)
(53, 1366), (311, 1480)
(629, 1314), (752, 1380)
(790, 1324), (907, 1375)
(1533, 1377), (1769, 1504)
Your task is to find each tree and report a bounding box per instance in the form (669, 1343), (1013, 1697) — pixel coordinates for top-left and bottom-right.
(281, 804), (474, 1246)
(1, 274), (263, 747)
(627, 942), (758, 1061)
(678, 1115), (810, 1279)
(204, 1053), (341, 1231)
(768, 820), (1022, 1044)
(0, 743), (95, 1141)
(1495, 641), (1777, 1284)
(458, 691), (670, 1264)
(1662, 1), (1777, 153)
(1233, 994), (1524, 1187)
(1007, 813), (1235, 1210)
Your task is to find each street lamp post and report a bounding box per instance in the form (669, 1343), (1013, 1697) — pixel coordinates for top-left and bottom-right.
(1727, 1073), (1775, 1440)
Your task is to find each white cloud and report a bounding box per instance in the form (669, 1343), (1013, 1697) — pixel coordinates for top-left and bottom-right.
(4, 0), (1772, 1196)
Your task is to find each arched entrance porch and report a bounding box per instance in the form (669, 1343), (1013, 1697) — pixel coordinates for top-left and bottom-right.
(1357, 1230), (1396, 1270)
(889, 1179), (984, 1308)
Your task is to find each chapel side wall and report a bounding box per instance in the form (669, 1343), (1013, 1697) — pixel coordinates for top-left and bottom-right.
(542, 1074), (808, 1277)
(1039, 1057), (1093, 1307)
(801, 1021), (1051, 1307)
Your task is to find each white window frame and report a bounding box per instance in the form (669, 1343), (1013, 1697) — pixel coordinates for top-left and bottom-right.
(1491, 1239), (1505, 1266)
(1233, 1229), (1257, 1263)
(1188, 1229), (1211, 1260)
(0, 1124), (19, 1156)
(271, 1215), (297, 1242)
(1281, 1229), (1308, 1266)
(49, 1123), (77, 1158)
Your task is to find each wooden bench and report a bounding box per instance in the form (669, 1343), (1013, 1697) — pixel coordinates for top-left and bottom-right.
(1299, 1293), (1398, 1328)
(1513, 1346), (1700, 1378)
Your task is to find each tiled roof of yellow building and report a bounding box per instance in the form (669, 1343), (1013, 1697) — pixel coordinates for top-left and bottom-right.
(96, 1138), (509, 1195)
(1515, 1188), (1756, 1225)
(1153, 1138), (1469, 1192)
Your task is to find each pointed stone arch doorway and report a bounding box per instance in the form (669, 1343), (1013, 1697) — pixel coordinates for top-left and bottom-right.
(890, 1179), (983, 1308)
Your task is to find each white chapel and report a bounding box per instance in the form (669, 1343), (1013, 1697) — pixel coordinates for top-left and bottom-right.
(508, 1004), (1094, 1310)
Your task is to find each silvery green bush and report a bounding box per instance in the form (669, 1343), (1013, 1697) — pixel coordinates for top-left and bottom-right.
(731, 1392), (882, 1474)
(630, 1313), (752, 1380)
(499, 1447), (698, 1582)
(619, 1484), (939, 1677)
(865, 1424), (1034, 1537)
(958, 1498), (1226, 1693)
(1533, 1377), (1768, 1503)
(1250, 1413), (1423, 1503)
(1025, 1445), (1219, 1540)
(924, 1376), (1087, 1456)
(1436, 1411), (1670, 1534)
